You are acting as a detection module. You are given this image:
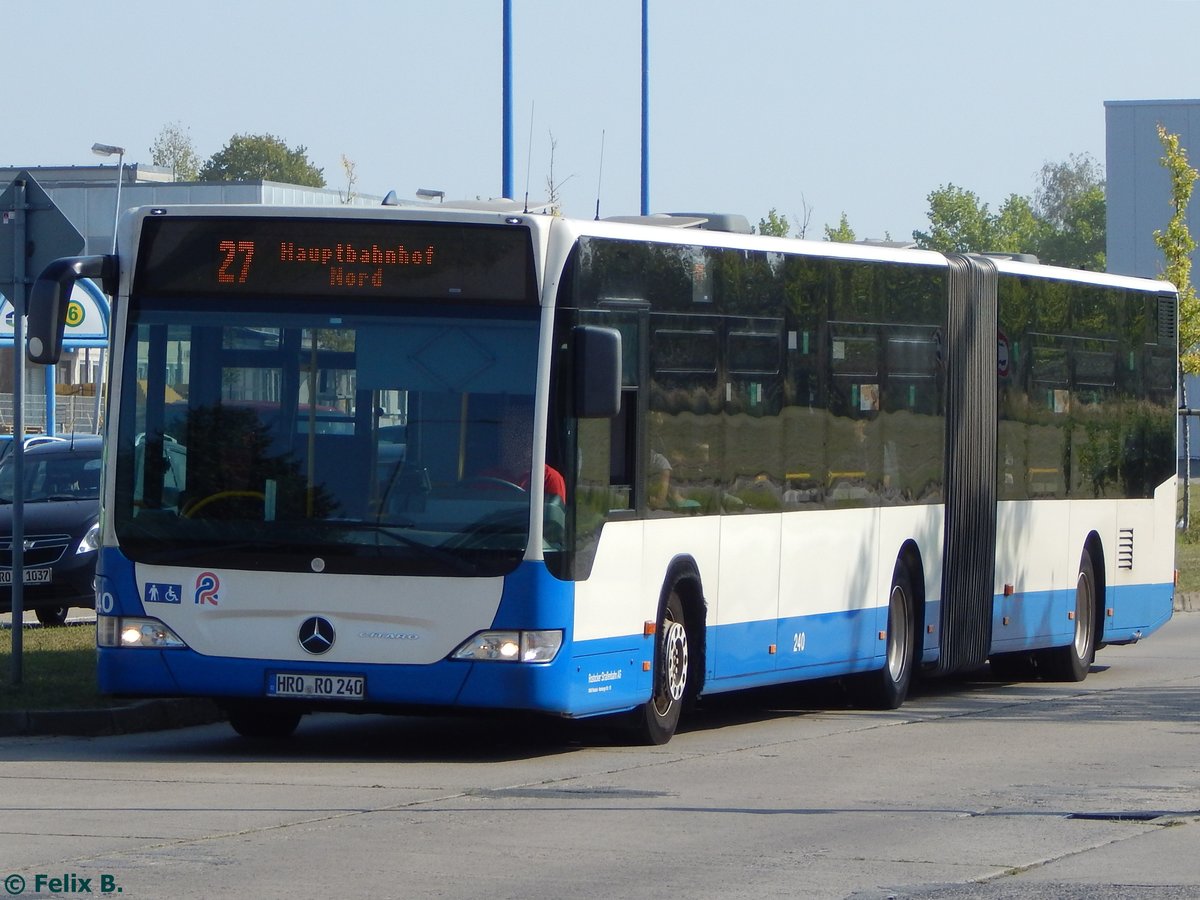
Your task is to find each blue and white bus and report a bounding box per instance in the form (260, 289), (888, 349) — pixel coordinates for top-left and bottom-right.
(28, 204), (1178, 743)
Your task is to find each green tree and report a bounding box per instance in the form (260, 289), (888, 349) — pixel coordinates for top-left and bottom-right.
(912, 185), (997, 252)
(199, 133), (325, 187)
(1035, 154), (1103, 230)
(339, 154), (358, 204)
(1153, 124), (1199, 372)
(992, 194), (1043, 256)
(757, 208), (790, 237)
(1154, 124), (1198, 528)
(1034, 154), (1106, 269)
(150, 121), (200, 182)
(913, 160), (1106, 268)
(823, 212), (856, 243)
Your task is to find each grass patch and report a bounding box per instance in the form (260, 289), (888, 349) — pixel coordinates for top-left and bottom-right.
(1177, 530), (1200, 593)
(1178, 482), (1200, 593)
(0, 623), (115, 711)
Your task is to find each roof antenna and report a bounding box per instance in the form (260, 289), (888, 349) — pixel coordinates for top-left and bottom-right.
(523, 101), (535, 214)
(594, 129), (606, 220)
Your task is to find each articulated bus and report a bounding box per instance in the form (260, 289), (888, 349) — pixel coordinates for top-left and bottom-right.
(28, 204), (1178, 744)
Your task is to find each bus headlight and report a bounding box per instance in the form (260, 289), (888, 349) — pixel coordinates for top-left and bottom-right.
(452, 629), (562, 663)
(97, 616), (186, 649)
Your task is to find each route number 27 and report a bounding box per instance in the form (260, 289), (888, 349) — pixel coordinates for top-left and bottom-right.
(218, 240), (256, 284)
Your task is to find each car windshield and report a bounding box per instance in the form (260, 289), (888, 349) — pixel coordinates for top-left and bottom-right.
(0, 449), (101, 503)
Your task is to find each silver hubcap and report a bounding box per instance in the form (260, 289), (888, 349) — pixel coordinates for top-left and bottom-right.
(887, 583), (911, 682)
(654, 609), (688, 715)
(1074, 569), (1093, 659)
(664, 620), (688, 702)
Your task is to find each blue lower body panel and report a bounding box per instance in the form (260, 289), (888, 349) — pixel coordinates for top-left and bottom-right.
(99, 646), (599, 715)
(990, 581), (1174, 654)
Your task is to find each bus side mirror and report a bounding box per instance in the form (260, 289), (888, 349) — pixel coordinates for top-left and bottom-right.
(573, 325), (621, 418)
(27, 255), (116, 365)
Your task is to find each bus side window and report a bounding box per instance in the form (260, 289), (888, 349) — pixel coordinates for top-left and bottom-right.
(608, 390), (637, 511)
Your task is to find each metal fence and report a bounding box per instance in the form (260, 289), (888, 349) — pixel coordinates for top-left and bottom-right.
(0, 392), (103, 436)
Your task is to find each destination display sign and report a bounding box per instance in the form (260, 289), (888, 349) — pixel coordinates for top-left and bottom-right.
(134, 215), (536, 304)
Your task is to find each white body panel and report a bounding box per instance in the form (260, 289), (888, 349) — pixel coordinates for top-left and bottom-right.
(578, 505), (948, 643)
(134, 564), (504, 665)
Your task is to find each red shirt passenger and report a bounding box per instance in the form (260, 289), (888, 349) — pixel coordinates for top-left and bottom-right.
(480, 400), (566, 503)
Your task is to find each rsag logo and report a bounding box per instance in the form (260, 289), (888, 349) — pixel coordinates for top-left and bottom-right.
(194, 571), (220, 606)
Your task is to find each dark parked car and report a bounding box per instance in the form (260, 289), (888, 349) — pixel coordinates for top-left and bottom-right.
(0, 435), (102, 626)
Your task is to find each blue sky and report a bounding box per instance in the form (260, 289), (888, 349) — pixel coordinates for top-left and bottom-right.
(6, 0), (1200, 240)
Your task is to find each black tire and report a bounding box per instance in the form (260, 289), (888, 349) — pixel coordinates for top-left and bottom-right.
(854, 560), (915, 710)
(1040, 548), (1097, 682)
(630, 587), (691, 745)
(35, 605), (69, 627)
(225, 703), (302, 739)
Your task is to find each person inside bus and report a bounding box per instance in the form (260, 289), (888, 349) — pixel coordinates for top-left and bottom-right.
(480, 399), (566, 502)
(647, 449), (677, 510)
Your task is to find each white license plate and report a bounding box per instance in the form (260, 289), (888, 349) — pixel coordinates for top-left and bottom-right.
(270, 672), (365, 700)
(0, 568), (53, 585)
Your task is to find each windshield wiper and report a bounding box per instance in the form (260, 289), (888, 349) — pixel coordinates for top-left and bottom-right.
(336, 522), (482, 575)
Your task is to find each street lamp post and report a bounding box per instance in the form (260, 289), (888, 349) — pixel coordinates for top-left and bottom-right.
(91, 142), (125, 253)
(89, 142), (124, 436)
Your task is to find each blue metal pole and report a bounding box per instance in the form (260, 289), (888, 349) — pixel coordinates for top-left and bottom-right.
(503, 0), (514, 200)
(641, 0), (649, 215)
(45, 365), (55, 434)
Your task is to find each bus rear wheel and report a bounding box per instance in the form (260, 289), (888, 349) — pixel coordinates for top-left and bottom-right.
(630, 587), (691, 745)
(1039, 548), (1097, 682)
(854, 561), (915, 710)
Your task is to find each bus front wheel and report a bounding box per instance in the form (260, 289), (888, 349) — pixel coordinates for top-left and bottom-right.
(630, 587), (691, 745)
(225, 702), (302, 739)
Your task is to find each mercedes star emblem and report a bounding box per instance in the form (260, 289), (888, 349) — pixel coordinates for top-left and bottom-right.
(298, 616), (335, 654)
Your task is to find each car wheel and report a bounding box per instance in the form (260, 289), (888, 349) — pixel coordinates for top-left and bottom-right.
(35, 605), (69, 627)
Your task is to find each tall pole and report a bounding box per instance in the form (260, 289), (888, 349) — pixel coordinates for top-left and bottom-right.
(9, 179), (26, 682)
(502, 0), (514, 201)
(641, 0), (649, 216)
(87, 144), (124, 436)
(93, 154), (121, 435)
(111, 152), (124, 249)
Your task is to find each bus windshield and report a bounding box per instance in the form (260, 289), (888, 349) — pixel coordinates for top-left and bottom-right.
(114, 300), (542, 577)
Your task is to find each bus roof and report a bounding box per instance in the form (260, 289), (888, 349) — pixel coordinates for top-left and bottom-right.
(117, 203), (1177, 297)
